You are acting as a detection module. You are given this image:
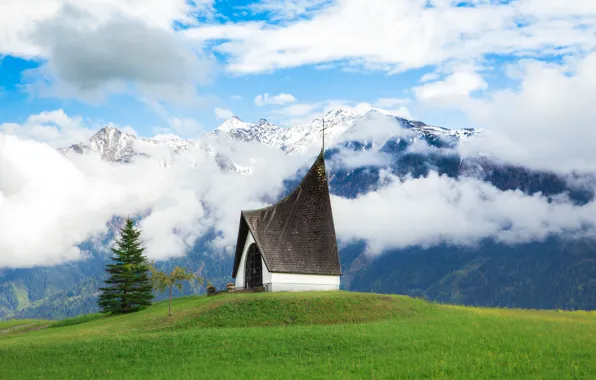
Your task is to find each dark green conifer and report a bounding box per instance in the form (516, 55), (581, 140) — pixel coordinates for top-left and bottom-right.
(98, 218), (153, 314)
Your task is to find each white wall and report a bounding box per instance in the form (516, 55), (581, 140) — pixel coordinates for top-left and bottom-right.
(267, 273), (340, 292)
(261, 255), (272, 288)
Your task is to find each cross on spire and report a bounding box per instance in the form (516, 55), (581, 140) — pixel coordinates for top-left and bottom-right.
(321, 118), (326, 152)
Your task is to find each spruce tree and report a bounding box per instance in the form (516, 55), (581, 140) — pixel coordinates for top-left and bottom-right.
(98, 218), (153, 314)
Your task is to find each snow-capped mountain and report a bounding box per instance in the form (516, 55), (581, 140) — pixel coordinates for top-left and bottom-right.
(58, 126), (190, 163)
(58, 108), (476, 169)
(281, 109), (358, 153)
(58, 126), (191, 163)
(208, 108), (475, 154)
(58, 126), (138, 162)
(209, 117), (287, 148)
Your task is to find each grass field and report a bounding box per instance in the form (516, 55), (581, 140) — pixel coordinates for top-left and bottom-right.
(1, 291), (595, 379)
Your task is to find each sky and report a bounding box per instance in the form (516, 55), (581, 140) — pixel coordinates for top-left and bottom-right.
(0, 0), (594, 138)
(1, 0), (596, 268)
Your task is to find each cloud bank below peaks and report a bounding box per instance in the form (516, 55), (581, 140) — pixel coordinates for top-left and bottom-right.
(0, 132), (306, 269)
(332, 172), (596, 255)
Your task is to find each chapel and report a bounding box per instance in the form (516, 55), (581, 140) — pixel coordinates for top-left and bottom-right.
(231, 148), (342, 292)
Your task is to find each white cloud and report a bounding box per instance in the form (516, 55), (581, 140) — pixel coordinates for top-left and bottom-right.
(270, 103), (317, 117)
(449, 53), (596, 173)
(1, 1), (214, 103)
(0, 0), (214, 58)
(186, 0), (596, 74)
(0, 109), (95, 148)
(254, 92), (297, 106)
(333, 172), (596, 255)
(214, 107), (235, 120)
(0, 125), (310, 269)
(168, 118), (204, 138)
(246, 0), (332, 21)
(336, 109), (413, 146)
(413, 72), (488, 103)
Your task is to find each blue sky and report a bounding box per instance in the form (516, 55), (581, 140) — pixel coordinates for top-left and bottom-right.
(1, 0), (595, 141)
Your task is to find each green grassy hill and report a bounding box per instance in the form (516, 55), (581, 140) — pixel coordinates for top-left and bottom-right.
(1, 291), (595, 379)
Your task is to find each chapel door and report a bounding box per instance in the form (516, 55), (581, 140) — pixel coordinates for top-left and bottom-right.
(245, 243), (263, 289)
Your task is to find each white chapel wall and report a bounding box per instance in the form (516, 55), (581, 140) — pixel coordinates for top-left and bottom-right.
(268, 273), (340, 292)
(261, 255), (272, 288)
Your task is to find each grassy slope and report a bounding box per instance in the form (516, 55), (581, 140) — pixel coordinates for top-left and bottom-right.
(1, 291), (595, 379)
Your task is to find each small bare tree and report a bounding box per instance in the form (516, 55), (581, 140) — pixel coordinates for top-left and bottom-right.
(149, 262), (203, 317)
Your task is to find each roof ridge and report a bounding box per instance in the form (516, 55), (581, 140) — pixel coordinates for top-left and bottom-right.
(241, 149), (326, 215)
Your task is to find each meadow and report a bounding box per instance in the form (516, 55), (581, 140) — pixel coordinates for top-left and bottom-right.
(1, 291), (595, 379)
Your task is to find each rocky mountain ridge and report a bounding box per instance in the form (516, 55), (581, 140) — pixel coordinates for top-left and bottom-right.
(58, 108), (476, 164)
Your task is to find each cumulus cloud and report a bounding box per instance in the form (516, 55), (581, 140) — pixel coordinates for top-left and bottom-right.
(2, 1), (214, 103)
(453, 53), (596, 173)
(0, 0), (214, 57)
(413, 72), (488, 103)
(0, 109), (95, 148)
(27, 6), (213, 103)
(333, 172), (596, 255)
(337, 109), (411, 144)
(254, 93), (297, 106)
(214, 107), (235, 120)
(186, 0), (596, 74)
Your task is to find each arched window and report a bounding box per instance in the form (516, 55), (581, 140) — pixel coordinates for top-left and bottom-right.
(245, 243), (263, 289)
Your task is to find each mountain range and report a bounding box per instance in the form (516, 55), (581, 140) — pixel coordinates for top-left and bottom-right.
(58, 108), (475, 163)
(1, 108), (595, 320)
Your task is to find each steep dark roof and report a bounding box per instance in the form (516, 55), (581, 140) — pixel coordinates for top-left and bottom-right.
(232, 150), (342, 277)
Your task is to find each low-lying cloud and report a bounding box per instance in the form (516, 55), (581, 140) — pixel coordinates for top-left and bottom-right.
(333, 172), (596, 255)
(2, 107), (595, 269)
(0, 131), (307, 269)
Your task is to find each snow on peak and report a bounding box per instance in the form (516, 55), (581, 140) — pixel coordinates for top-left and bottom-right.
(324, 108), (356, 118)
(89, 125), (137, 162)
(216, 116), (249, 132)
(58, 108), (476, 168)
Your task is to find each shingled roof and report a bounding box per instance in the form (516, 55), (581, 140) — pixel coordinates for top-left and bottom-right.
(232, 150), (342, 277)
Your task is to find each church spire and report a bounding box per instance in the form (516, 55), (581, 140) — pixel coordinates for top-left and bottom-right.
(232, 151), (341, 278)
